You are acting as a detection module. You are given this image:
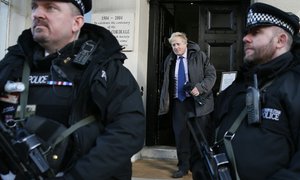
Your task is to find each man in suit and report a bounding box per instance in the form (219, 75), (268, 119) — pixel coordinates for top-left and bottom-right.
(159, 32), (216, 179)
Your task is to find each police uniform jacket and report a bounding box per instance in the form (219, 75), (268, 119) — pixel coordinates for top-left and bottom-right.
(158, 41), (216, 116)
(0, 23), (145, 180)
(214, 52), (300, 180)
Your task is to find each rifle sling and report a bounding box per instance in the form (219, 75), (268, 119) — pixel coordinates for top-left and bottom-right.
(20, 60), (30, 120)
(52, 115), (95, 148)
(223, 108), (246, 180)
(222, 79), (274, 180)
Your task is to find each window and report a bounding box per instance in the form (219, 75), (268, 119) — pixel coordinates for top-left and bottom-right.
(0, 0), (10, 60)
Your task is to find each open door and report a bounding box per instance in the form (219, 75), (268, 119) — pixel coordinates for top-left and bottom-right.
(146, 0), (250, 146)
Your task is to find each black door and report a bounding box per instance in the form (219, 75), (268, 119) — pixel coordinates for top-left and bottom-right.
(146, 0), (250, 146)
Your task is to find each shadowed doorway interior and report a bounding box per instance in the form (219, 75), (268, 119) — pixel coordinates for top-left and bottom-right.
(146, 0), (250, 146)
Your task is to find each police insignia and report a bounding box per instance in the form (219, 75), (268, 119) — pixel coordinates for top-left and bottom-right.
(261, 108), (281, 121)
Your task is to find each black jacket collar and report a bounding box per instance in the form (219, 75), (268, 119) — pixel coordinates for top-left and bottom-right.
(16, 23), (122, 67)
(237, 52), (295, 86)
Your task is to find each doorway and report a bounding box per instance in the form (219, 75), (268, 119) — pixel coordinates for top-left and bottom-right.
(146, 0), (250, 146)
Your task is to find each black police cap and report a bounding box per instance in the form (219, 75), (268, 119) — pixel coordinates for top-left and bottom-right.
(59, 0), (92, 15)
(246, 3), (300, 35)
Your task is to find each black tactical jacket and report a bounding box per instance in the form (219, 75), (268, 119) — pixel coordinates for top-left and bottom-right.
(214, 52), (300, 180)
(0, 23), (145, 180)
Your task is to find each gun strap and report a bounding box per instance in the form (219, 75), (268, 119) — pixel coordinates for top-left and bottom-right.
(52, 115), (95, 148)
(222, 79), (275, 180)
(223, 107), (247, 180)
(20, 60), (30, 120)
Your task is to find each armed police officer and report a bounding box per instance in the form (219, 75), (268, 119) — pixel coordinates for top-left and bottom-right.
(0, 0), (145, 179)
(213, 3), (300, 180)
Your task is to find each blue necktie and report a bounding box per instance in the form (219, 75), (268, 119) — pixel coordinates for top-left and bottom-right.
(177, 56), (186, 101)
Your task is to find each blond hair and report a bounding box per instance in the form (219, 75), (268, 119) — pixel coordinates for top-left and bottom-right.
(168, 32), (188, 44)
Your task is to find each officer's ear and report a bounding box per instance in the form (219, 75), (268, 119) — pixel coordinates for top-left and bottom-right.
(72, 15), (84, 33)
(279, 33), (288, 42)
(275, 29), (289, 50)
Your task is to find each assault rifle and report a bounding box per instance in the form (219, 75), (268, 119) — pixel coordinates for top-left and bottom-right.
(0, 117), (55, 179)
(187, 118), (232, 180)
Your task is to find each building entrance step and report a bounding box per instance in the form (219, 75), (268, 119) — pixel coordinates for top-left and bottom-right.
(132, 158), (192, 180)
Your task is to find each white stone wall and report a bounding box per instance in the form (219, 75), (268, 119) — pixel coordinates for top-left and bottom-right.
(8, 0), (31, 48)
(1, 0), (299, 104)
(255, 0), (300, 17)
(91, 0), (149, 106)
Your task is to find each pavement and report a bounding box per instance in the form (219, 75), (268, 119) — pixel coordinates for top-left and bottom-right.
(132, 158), (193, 180)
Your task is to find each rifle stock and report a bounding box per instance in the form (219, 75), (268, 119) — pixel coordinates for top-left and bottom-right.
(0, 121), (36, 179)
(0, 120), (54, 179)
(187, 118), (232, 180)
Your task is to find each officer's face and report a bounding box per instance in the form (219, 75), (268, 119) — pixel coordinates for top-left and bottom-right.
(170, 37), (187, 56)
(243, 26), (278, 64)
(31, 1), (83, 52)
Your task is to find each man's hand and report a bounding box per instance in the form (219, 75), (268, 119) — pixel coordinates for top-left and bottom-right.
(190, 87), (200, 96)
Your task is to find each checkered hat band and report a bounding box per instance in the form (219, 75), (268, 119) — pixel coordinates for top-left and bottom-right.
(74, 0), (85, 14)
(247, 11), (294, 35)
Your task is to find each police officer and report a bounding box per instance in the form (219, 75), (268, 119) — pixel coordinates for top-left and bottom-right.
(213, 3), (300, 180)
(0, 0), (145, 179)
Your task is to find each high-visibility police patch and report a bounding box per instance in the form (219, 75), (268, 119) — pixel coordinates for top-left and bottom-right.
(29, 75), (72, 86)
(29, 75), (49, 84)
(262, 108), (281, 121)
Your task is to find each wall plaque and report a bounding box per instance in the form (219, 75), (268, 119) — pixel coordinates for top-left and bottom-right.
(92, 13), (135, 51)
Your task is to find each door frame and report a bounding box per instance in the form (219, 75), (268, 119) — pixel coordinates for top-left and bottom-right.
(146, 0), (250, 146)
